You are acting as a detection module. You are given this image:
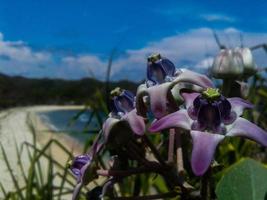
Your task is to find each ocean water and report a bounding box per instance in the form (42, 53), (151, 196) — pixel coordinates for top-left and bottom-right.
(38, 109), (103, 142)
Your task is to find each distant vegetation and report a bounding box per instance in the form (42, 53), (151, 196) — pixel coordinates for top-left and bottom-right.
(0, 73), (139, 108)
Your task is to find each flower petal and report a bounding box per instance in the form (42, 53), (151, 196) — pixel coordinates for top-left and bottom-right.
(70, 154), (91, 179)
(103, 118), (133, 147)
(102, 117), (120, 142)
(172, 69), (214, 89)
(122, 109), (145, 136)
(149, 110), (191, 132)
(190, 131), (224, 176)
(147, 82), (172, 119)
(79, 160), (98, 185)
(228, 97), (253, 116)
(227, 117), (267, 146)
(181, 92), (200, 109)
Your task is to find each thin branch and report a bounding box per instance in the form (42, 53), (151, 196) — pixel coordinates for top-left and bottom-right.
(212, 30), (226, 49)
(97, 164), (163, 177)
(250, 44), (267, 52)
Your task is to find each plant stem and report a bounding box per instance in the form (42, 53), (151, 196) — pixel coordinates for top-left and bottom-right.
(222, 79), (233, 97)
(175, 129), (184, 176)
(201, 167), (212, 200)
(222, 79), (242, 98)
(168, 129), (175, 163)
(97, 164), (164, 177)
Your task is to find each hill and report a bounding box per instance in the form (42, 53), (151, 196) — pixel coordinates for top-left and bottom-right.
(0, 73), (139, 108)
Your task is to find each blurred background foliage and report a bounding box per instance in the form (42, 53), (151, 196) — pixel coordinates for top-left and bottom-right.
(0, 73), (138, 109)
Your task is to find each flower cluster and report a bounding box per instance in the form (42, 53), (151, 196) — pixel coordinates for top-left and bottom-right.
(69, 53), (267, 200)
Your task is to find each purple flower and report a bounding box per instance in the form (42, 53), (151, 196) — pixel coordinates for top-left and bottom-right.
(110, 88), (135, 115)
(146, 53), (177, 87)
(70, 154), (91, 181)
(105, 87), (145, 138)
(70, 135), (103, 200)
(149, 88), (267, 176)
(136, 54), (214, 119)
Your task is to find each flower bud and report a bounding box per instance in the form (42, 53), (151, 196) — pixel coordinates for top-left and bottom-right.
(211, 49), (244, 79)
(110, 88), (135, 115)
(146, 53), (176, 86)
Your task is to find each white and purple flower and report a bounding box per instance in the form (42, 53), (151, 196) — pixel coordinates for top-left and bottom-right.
(149, 88), (267, 176)
(136, 53), (214, 119)
(104, 87), (145, 140)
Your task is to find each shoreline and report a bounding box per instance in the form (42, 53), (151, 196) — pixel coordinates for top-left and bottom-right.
(31, 107), (85, 163)
(0, 105), (86, 198)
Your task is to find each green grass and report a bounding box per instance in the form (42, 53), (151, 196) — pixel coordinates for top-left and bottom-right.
(0, 117), (85, 200)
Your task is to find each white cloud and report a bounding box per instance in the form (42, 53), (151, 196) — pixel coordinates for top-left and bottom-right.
(0, 28), (266, 81)
(200, 14), (236, 22)
(109, 28), (217, 79)
(154, 7), (236, 24)
(0, 34), (52, 76)
(61, 55), (107, 79)
(195, 57), (214, 69)
(110, 27), (267, 79)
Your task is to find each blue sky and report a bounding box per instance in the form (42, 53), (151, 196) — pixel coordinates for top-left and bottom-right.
(0, 0), (266, 81)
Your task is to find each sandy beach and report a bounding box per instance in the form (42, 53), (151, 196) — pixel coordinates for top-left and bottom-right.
(0, 105), (86, 199)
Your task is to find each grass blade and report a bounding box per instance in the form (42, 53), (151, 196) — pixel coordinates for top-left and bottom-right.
(0, 144), (25, 200)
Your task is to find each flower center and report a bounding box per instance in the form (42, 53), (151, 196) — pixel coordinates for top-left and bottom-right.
(111, 87), (123, 98)
(202, 88), (220, 101)
(147, 53), (161, 63)
(189, 88), (235, 134)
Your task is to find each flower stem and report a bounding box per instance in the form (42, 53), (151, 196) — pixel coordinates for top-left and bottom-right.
(222, 79), (233, 97)
(175, 129), (184, 176)
(168, 129), (175, 164)
(201, 167), (212, 200)
(222, 79), (241, 97)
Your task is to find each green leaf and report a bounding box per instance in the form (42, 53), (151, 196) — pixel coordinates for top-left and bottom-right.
(216, 158), (267, 200)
